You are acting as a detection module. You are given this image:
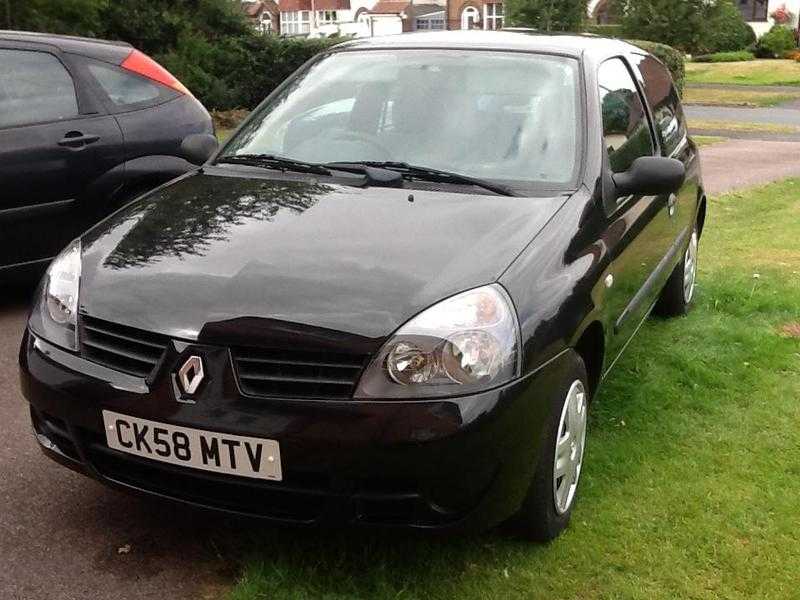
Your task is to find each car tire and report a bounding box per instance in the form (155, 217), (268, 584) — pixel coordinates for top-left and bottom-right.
(654, 224), (699, 318)
(515, 351), (589, 542)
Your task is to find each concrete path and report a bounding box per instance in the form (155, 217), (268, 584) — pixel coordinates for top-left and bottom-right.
(697, 139), (800, 195)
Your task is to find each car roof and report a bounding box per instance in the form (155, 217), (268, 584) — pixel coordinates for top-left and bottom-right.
(0, 30), (132, 63)
(333, 30), (641, 58)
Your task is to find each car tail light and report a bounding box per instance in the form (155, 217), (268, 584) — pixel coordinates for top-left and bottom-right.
(120, 49), (191, 96)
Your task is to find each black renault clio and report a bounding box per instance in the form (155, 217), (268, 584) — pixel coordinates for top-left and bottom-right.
(20, 31), (704, 541)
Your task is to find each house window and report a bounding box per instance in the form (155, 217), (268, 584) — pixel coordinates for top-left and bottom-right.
(317, 10), (338, 24)
(281, 11), (311, 35)
(484, 3), (504, 30)
(461, 6), (480, 29)
(416, 11), (446, 30)
(737, 0), (768, 21)
(257, 12), (273, 34)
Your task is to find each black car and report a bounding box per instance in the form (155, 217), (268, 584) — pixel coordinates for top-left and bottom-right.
(0, 30), (212, 276)
(20, 31), (704, 541)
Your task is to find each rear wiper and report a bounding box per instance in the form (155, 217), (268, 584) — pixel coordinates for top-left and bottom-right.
(326, 161), (516, 197)
(217, 154), (332, 176)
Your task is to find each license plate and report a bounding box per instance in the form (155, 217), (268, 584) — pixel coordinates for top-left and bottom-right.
(102, 410), (282, 481)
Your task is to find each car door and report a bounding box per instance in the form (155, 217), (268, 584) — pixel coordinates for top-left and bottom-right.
(0, 44), (123, 269)
(631, 52), (701, 243)
(597, 57), (675, 363)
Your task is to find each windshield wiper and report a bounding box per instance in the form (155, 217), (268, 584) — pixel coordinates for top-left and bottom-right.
(217, 154), (332, 176)
(325, 161), (516, 197)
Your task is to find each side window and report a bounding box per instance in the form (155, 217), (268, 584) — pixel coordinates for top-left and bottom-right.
(0, 49), (79, 129)
(631, 53), (687, 157)
(598, 58), (655, 173)
(87, 61), (162, 108)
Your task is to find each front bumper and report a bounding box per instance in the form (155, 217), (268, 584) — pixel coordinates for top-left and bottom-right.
(20, 329), (571, 531)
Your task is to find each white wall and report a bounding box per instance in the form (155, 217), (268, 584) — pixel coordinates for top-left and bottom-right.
(750, 0), (800, 37)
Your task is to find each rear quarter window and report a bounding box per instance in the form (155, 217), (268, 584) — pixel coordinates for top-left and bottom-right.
(86, 60), (175, 111)
(631, 53), (687, 157)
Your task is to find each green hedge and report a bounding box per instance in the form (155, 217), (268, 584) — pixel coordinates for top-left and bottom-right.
(693, 50), (755, 63)
(628, 39), (686, 95)
(754, 25), (798, 58)
(158, 34), (343, 111)
(585, 23), (625, 38)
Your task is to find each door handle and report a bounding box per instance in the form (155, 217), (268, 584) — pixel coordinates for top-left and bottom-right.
(667, 194), (677, 217)
(58, 131), (100, 148)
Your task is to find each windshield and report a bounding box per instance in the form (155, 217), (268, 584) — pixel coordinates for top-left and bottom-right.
(220, 49), (582, 191)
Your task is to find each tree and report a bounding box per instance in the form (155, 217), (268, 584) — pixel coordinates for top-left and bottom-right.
(615, 0), (755, 54)
(505, 0), (588, 32)
(2, 0), (108, 35)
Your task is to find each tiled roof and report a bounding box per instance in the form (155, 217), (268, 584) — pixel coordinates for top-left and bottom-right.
(369, 1), (411, 14)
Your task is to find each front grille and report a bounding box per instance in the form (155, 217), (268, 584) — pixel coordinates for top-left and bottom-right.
(232, 347), (368, 400)
(79, 315), (168, 378)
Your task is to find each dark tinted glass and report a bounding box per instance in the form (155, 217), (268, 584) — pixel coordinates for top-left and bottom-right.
(598, 58), (654, 173)
(631, 53), (687, 157)
(88, 62), (162, 107)
(0, 49), (78, 128)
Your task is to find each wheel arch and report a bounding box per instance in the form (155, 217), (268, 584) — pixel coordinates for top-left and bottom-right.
(573, 321), (605, 399)
(696, 193), (707, 238)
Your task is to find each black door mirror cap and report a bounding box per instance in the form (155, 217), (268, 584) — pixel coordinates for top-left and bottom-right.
(180, 133), (219, 166)
(612, 156), (686, 199)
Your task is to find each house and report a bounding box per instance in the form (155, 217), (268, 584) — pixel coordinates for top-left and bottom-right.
(359, 1), (447, 36)
(445, 0), (504, 31)
(241, 0), (281, 34)
(738, 0), (800, 37)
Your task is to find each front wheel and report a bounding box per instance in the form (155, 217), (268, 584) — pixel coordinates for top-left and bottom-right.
(515, 352), (589, 542)
(654, 225), (699, 317)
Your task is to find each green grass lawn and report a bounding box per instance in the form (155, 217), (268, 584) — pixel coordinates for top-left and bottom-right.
(688, 119), (800, 134)
(686, 59), (800, 86)
(228, 181), (800, 600)
(692, 135), (727, 147)
(683, 86), (800, 107)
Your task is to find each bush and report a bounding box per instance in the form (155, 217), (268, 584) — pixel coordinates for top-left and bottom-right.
(158, 34), (342, 110)
(703, 0), (756, 53)
(506, 0), (588, 31)
(756, 25), (797, 58)
(585, 23), (624, 38)
(693, 50), (755, 63)
(617, 0), (754, 55)
(628, 39), (686, 94)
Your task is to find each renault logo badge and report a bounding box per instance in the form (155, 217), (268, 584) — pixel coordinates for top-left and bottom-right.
(177, 355), (205, 396)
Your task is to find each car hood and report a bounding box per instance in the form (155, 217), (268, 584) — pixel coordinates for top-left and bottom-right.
(80, 171), (565, 353)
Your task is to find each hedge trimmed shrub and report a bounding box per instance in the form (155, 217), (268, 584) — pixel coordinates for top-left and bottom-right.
(585, 23), (624, 38)
(755, 25), (798, 58)
(703, 0), (756, 53)
(629, 39), (686, 94)
(693, 50), (755, 63)
(158, 34), (342, 110)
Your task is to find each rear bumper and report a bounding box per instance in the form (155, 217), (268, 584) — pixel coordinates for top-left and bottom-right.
(20, 329), (571, 532)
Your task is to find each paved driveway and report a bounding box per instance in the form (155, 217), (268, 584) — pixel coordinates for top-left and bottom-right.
(2, 138), (800, 599)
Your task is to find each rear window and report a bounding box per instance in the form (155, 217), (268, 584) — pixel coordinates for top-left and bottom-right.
(86, 60), (174, 110)
(0, 49), (78, 128)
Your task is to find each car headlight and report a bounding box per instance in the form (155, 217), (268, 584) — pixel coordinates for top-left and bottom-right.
(354, 284), (521, 399)
(29, 240), (81, 351)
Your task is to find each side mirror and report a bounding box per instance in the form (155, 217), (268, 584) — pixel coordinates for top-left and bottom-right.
(180, 133), (219, 166)
(612, 156), (686, 199)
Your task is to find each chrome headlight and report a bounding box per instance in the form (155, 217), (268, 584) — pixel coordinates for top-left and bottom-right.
(354, 284), (521, 399)
(29, 240), (82, 351)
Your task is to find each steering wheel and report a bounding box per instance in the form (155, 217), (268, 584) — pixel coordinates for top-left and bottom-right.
(330, 130), (393, 161)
